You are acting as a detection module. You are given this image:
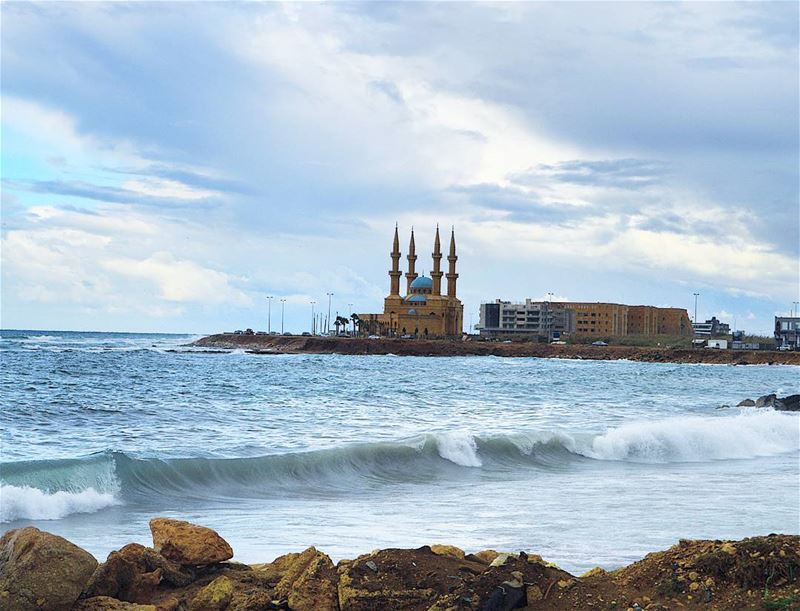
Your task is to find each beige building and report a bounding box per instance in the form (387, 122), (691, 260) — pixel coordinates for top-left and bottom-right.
(359, 226), (464, 338)
(479, 300), (692, 339)
(554, 302), (629, 336)
(628, 305), (692, 336)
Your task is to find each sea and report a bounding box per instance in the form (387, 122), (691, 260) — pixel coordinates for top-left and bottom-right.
(1, 329), (798, 574)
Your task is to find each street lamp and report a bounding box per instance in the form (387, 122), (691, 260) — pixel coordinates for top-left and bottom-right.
(266, 296), (273, 334)
(326, 292), (334, 334)
(693, 293), (700, 324)
(310, 301), (316, 335)
(280, 298), (286, 334)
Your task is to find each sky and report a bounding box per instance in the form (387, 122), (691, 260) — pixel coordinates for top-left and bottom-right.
(1, 2), (798, 335)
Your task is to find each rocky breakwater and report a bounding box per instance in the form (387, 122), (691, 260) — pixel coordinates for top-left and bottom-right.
(1, 518), (799, 611)
(192, 334), (800, 365)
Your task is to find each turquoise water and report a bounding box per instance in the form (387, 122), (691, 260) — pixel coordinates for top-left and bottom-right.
(1, 329), (798, 573)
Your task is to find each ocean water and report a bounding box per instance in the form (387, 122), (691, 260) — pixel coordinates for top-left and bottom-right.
(1, 329), (798, 574)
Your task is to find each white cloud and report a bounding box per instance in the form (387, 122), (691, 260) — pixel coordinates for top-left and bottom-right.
(102, 252), (251, 305)
(121, 177), (218, 201)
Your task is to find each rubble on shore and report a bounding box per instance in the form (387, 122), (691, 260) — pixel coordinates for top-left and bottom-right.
(1, 518), (798, 610)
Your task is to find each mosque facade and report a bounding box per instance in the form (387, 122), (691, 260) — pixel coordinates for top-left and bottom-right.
(359, 226), (463, 338)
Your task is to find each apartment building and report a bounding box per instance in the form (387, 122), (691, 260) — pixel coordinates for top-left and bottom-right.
(478, 300), (692, 338)
(477, 299), (575, 338)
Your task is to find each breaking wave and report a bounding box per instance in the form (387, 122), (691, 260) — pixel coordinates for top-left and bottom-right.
(2, 409), (796, 522)
(0, 485), (120, 522)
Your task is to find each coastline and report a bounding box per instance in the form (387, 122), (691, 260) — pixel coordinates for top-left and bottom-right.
(3, 519), (798, 611)
(193, 334), (800, 365)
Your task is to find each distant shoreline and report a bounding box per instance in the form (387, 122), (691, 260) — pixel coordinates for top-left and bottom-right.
(193, 334), (800, 365)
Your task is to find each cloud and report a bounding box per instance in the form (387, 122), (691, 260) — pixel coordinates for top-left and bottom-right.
(4, 179), (222, 209)
(1, 2), (797, 333)
(102, 252), (251, 306)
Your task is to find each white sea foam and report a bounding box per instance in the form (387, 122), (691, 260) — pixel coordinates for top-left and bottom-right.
(0, 485), (120, 522)
(583, 410), (800, 463)
(434, 431), (482, 467)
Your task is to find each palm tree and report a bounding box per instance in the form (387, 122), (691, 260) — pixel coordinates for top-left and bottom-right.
(334, 315), (349, 335)
(351, 313), (360, 336)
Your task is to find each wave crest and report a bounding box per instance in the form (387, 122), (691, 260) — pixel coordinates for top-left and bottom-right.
(0, 485), (120, 522)
(583, 409), (799, 462)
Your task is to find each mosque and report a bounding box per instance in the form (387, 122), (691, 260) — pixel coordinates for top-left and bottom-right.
(358, 226), (464, 338)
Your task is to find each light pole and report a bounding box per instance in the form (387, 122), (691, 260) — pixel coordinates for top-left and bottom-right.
(546, 292), (554, 341)
(693, 293), (700, 324)
(326, 292), (334, 334)
(310, 301), (316, 335)
(280, 298), (286, 334)
(266, 296), (273, 333)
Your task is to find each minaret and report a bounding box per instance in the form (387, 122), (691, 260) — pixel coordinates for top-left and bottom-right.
(389, 224), (402, 296)
(431, 225), (443, 295)
(446, 227), (458, 298)
(405, 228), (418, 294)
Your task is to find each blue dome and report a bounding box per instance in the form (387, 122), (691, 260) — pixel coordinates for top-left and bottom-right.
(407, 294), (427, 303)
(410, 275), (433, 290)
(407, 308), (418, 315)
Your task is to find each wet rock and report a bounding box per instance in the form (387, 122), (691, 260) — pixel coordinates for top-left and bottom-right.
(189, 575), (233, 611)
(149, 518), (233, 566)
(736, 399), (755, 407)
(775, 394), (800, 411)
(73, 597), (156, 611)
(271, 547), (338, 611)
(0, 526), (98, 611)
(430, 544), (465, 560)
(755, 394), (777, 408)
(84, 543), (193, 603)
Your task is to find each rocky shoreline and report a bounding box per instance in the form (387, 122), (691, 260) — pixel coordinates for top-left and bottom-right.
(192, 334), (800, 366)
(2, 519), (798, 610)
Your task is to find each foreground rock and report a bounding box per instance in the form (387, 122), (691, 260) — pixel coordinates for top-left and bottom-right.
(0, 527), (98, 611)
(83, 543), (193, 603)
(149, 518), (233, 566)
(4, 519), (799, 611)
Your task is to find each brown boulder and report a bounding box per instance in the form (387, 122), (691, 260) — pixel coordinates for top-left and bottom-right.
(149, 518), (233, 566)
(83, 543), (193, 603)
(272, 547), (338, 611)
(0, 526), (98, 611)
